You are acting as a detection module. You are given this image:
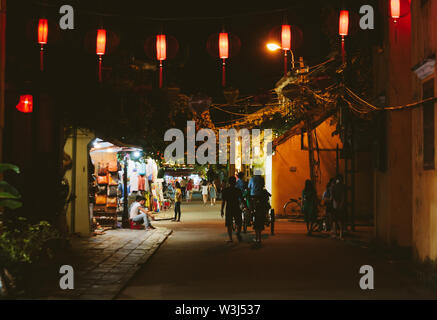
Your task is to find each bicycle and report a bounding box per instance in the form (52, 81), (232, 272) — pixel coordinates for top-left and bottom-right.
(283, 197), (302, 217)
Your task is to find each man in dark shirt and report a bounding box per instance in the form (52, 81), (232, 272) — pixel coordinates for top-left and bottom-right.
(221, 176), (243, 242)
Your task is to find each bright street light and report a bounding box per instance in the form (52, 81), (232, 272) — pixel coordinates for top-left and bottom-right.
(267, 43), (281, 51)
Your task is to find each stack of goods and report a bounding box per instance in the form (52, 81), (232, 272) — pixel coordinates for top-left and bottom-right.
(93, 161), (118, 228)
(107, 160), (119, 211)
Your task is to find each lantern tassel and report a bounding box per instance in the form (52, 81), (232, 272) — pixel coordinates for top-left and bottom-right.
(98, 56), (102, 83)
(341, 36), (345, 64)
(222, 59), (226, 87)
(284, 51), (288, 76)
(159, 62), (163, 89)
(40, 45), (44, 71)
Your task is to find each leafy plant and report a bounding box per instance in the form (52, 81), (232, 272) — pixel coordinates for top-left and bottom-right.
(0, 163), (22, 210)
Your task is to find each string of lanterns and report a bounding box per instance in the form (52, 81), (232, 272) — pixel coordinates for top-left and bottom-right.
(16, 1), (408, 114)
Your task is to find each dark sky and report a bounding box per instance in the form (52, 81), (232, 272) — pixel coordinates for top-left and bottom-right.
(7, 0), (377, 101)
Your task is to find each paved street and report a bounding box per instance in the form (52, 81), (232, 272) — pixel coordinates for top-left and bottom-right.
(45, 227), (172, 300)
(117, 201), (437, 300)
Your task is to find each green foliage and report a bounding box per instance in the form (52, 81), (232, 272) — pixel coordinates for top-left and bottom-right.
(0, 163), (22, 210)
(0, 218), (62, 268)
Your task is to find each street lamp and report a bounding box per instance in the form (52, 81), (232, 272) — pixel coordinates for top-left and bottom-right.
(266, 42), (295, 76)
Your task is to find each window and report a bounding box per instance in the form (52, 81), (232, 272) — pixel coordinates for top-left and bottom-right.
(423, 79), (435, 170)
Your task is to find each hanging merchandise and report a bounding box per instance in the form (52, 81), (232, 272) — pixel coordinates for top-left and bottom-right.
(38, 18), (48, 71)
(96, 28), (106, 82)
(130, 169), (139, 192)
(97, 174), (109, 185)
(16, 95), (33, 113)
(108, 172), (118, 185)
(95, 194), (107, 205)
(97, 185), (107, 195)
(138, 175), (146, 191)
(338, 10), (349, 64)
(108, 160), (119, 172)
(106, 197), (117, 208)
(139, 161), (147, 176)
(98, 162), (108, 176)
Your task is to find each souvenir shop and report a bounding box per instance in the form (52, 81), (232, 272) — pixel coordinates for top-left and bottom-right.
(89, 138), (164, 230)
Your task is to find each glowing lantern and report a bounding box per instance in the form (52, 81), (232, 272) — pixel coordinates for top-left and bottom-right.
(96, 29), (106, 82)
(38, 19), (48, 71)
(219, 32), (229, 59)
(339, 10), (349, 37)
(156, 34), (166, 88)
(339, 10), (349, 64)
(391, 0), (400, 21)
(16, 95), (33, 113)
(219, 32), (229, 87)
(281, 24), (292, 75)
(281, 25), (291, 51)
(96, 29), (106, 55)
(156, 34), (166, 61)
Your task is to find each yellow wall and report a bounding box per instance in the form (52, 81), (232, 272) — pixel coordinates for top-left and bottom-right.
(410, 0), (437, 262)
(64, 129), (95, 236)
(272, 117), (342, 215)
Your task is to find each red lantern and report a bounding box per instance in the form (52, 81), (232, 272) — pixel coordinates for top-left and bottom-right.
(281, 24), (292, 76)
(281, 25), (291, 51)
(38, 19), (48, 44)
(219, 32), (229, 87)
(16, 95), (33, 113)
(156, 34), (166, 88)
(38, 19), (48, 71)
(96, 29), (106, 82)
(96, 29), (106, 55)
(391, 0), (400, 21)
(219, 32), (229, 59)
(339, 10), (349, 37)
(339, 10), (349, 64)
(156, 34), (166, 61)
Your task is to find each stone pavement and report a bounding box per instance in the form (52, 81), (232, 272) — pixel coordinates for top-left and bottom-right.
(47, 227), (172, 300)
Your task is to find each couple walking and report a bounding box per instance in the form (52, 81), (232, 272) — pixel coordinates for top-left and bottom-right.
(202, 180), (217, 206)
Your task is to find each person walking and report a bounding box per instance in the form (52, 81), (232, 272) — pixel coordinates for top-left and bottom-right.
(180, 177), (187, 200)
(186, 179), (193, 202)
(302, 179), (317, 236)
(248, 173), (267, 244)
(173, 181), (182, 222)
(322, 178), (335, 232)
(332, 175), (346, 239)
(209, 181), (217, 206)
(221, 176), (243, 242)
(201, 180), (209, 206)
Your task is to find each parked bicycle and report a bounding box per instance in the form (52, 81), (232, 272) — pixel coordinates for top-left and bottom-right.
(283, 197), (302, 217)
(283, 196), (328, 233)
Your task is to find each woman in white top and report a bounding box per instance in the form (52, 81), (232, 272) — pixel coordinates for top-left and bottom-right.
(201, 181), (209, 206)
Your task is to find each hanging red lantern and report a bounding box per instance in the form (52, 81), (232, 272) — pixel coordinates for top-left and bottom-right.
(219, 32), (229, 87)
(96, 29), (106, 82)
(281, 25), (291, 51)
(339, 10), (349, 37)
(219, 32), (229, 59)
(281, 24), (292, 76)
(16, 95), (33, 113)
(391, 0), (400, 22)
(156, 34), (166, 88)
(38, 19), (48, 71)
(338, 10), (349, 64)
